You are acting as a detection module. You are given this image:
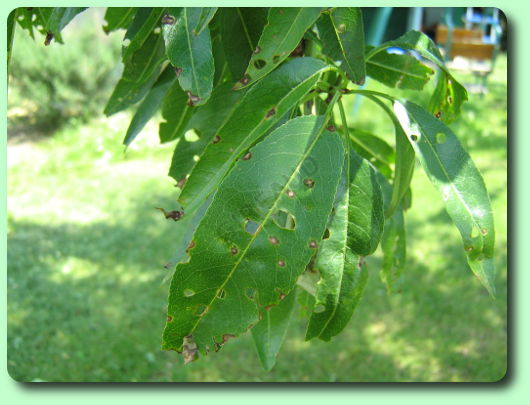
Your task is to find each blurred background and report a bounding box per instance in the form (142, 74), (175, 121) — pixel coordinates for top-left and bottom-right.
(7, 7), (507, 382)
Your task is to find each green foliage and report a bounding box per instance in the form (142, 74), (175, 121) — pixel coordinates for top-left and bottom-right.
(8, 8), (122, 132)
(10, 6), (499, 373)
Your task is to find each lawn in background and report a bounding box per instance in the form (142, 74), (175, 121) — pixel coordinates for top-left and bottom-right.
(7, 25), (507, 381)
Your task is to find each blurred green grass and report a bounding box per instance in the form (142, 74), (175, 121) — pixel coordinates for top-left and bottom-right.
(7, 40), (507, 381)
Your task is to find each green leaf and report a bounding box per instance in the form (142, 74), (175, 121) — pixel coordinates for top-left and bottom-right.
(103, 7), (137, 33)
(347, 147), (385, 256)
(394, 100), (496, 296)
(234, 7), (323, 89)
(317, 7), (365, 84)
(104, 33), (166, 116)
(349, 129), (395, 179)
(122, 8), (165, 60)
(178, 57), (329, 214)
(428, 72), (468, 124)
(251, 289), (296, 371)
(367, 30), (468, 123)
(7, 9), (17, 74)
(123, 66), (175, 147)
(162, 115), (344, 355)
(37, 7), (87, 42)
(306, 156), (368, 341)
(193, 7), (218, 35)
(366, 49), (434, 90)
(168, 81), (246, 182)
(163, 7), (214, 106)
(218, 8), (268, 80)
(363, 94), (415, 219)
(377, 173), (407, 293)
(158, 80), (194, 144)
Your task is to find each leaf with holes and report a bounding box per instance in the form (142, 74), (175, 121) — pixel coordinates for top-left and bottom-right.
(366, 49), (434, 90)
(317, 7), (365, 84)
(306, 155), (368, 342)
(103, 7), (137, 33)
(251, 289), (296, 371)
(158, 80), (194, 144)
(349, 129), (395, 179)
(218, 7), (268, 80)
(178, 57), (329, 214)
(37, 7), (87, 42)
(104, 32), (166, 116)
(162, 7), (214, 106)
(367, 30), (468, 123)
(234, 7), (323, 89)
(347, 146), (385, 256)
(377, 173), (407, 293)
(122, 8), (165, 61)
(168, 81), (247, 182)
(395, 100), (496, 296)
(162, 115), (344, 355)
(123, 65), (175, 147)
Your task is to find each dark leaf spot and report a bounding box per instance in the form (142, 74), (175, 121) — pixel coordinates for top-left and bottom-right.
(277, 260), (286, 267)
(304, 178), (315, 188)
(167, 315), (173, 322)
(222, 334), (236, 343)
(286, 189), (295, 198)
(175, 67), (183, 76)
(323, 228), (330, 239)
(326, 124), (336, 132)
(44, 32), (53, 46)
(186, 91), (201, 106)
(242, 152), (252, 160)
(230, 246), (238, 255)
(435, 111), (442, 119)
(161, 14), (176, 25)
(156, 207), (184, 221)
(272, 55), (280, 64)
(239, 74), (251, 85)
(265, 107), (276, 119)
(268, 235), (279, 245)
(212, 135), (221, 144)
(410, 134), (419, 142)
(309, 240), (318, 248)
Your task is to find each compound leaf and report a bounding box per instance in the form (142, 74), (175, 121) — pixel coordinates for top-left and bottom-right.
(162, 115), (344, 356)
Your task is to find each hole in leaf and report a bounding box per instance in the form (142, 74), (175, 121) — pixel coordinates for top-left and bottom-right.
(254, 59), (266, 69)
(192, 155), (200, 162)
(436, 132), (446, 144)
(245, 288), (256, 300)
(183, 289), (195, 297)
(272, 55), (281, 64)
(217, 289), (226, 299)
(167, 315), (173, 322)
(123, 38), (131, 47)
(244, 219), (260, 235)
(314, 304), (325, 313)
(193, 304), (208, 316)
(323, 228), (330, 239)
(153, 27), (161, 34)
(272, 210), (296, 230)
(184, 129), (200, 142)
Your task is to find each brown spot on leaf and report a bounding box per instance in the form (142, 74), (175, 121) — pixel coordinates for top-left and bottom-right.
(265, 107), (276, 119)
(326, 124), (336, 132)
(222, 334), (236, 343)
(167, 315), (173, 322)
(304, 179), (315, 188)
(230, 246), (238, 255)
(212, 135), (221, 144)
(182, 335), (198, 364)
(186, 91), (201, 106)
(175, 67), (183, 76)
(239, 74), (251, 85)
(44, 32), (53, 46)
(435, 111), (442, 119)
(156, 207), (184, 221)
(254, 46), (261, 54)
(186, 240), (196, 253)
(268, 236), (279, 245)
(277, 260), (285, 267)
(161, 14), (176, 25)
(286, 189), (295, 198)
(279, 293), (287, 300)
(242, 152), (252, 160)
(309, 240), (318, 249)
